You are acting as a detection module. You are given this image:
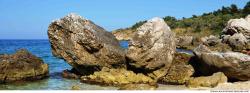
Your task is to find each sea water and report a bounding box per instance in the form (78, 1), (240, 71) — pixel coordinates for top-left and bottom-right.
(0, 40), (191, 90)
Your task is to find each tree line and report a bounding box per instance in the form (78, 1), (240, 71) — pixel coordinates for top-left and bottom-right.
(130, 1), (250, 35)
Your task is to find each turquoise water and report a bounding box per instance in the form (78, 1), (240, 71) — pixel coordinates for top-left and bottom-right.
(0, 40), (192, 90)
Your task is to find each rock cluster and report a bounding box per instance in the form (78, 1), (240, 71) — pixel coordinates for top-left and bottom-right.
(47, 13), (250, 90)
(0, 49), (49, 83)
(221, 16), (250, 51)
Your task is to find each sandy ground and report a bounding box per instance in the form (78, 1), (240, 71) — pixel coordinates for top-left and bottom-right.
(157, 81), (250, 90)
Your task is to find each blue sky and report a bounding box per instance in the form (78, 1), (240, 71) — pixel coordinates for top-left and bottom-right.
(0, 0), (249, 39)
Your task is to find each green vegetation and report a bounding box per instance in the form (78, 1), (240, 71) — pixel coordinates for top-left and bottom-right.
(128, 1), (250, 35)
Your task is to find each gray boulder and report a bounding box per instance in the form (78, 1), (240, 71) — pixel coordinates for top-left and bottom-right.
(48, 13), (126, 75)
(126, 17), (176, 79)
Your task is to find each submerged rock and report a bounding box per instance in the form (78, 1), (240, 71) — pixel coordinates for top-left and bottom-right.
(119, 84), (157, 90)
(48, 13), (126, 75)
(192, 45), (250, 80)
(0, 49), (49, 83)
(160, 53), (194, 85)
(126, 17), (176, 79)
(186, 72), (227, 88)
(80, 68), (156, 86)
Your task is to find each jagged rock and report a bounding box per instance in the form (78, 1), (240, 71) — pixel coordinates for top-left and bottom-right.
(186, 72), (227, 88)
(126, 17), (176, 79)
(48, 13), (126, 75)
(176, 36), (193, 48)
(201, 35), (221, 46)
(192, 45), (250, 80)
(160, 53), (194, 85)
(222, 18), (250, 38)
(80, 68), (156, 86)
(228, 33), (249, 51)
(0, 49), (49, 83)
(119, 84), (157, 90)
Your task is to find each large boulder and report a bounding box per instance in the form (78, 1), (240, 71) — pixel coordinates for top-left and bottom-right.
(48, 13), (126, 75)
(80, 68), (156, 86)
(126, 17), (176, 79)
(192, 45), (250, 80)
(0, 49), (49, 83)
(186, 72), (227, 88)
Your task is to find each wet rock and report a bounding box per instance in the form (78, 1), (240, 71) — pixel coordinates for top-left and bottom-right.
(176, 36), (193, 48)
(193, 45), (250, 80)
(160, 53), (194, 85)
(0, 49), (49, 83)
(119, 84), (157, 90)
(62, 69), (81, 79)
(80, 67), (156, 86)
(126, 17), (176, 79)
(186, 72), (227, 88)
(48, 13), (126, 75)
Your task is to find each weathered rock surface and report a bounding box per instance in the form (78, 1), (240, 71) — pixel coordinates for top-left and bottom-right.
(0, 49), (49, 83)
(119, 84), (157, 90)
(48, 13), (126, 75)
(186, 72), (227, 88)
(126, 17), (176, 79)
(80, 68), (156, 86)
(176, 36), (193, 48)
(192, 45), (250, 80)
(160, 53), (194, 85)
